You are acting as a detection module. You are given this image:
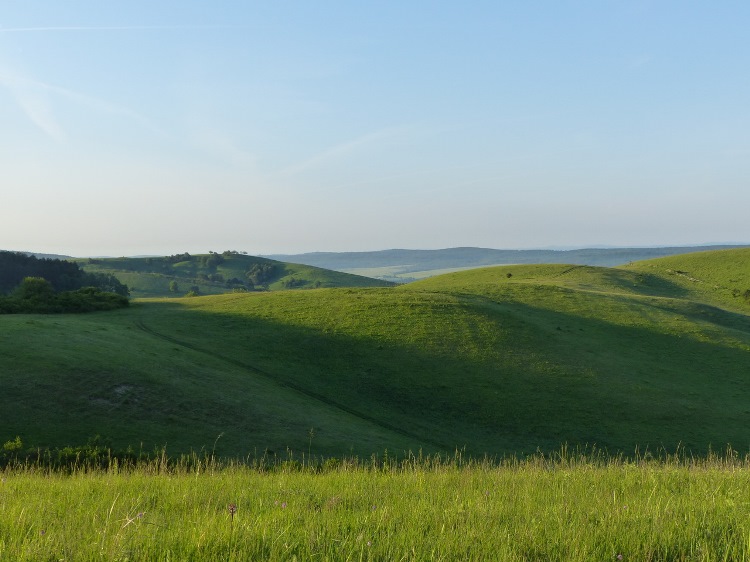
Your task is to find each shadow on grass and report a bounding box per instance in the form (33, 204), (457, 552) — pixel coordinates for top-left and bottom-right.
(133, 289), (750, 458)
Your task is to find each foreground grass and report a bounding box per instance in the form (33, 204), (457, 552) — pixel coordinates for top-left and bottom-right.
(3, 453), (750, 561)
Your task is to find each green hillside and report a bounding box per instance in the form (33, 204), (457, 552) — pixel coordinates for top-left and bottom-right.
(2, 249), (749, 459)
(267, 244), (749, 282)
(623, 247), (750, 311)
(76, 251), (393, 298)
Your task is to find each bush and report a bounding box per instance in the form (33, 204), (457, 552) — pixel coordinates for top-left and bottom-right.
(282, 277), (305, 289)
(80, 272), (129, 297)
(2, 436), (22, 453)
(14, 277), (54, 301)
(0, 279), (129, 314)
(246, 263), (276, 285)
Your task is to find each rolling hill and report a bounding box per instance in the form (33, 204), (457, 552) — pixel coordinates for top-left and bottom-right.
(266, 244), (750, 282)
(2, 248), (749, 459)
(75, 251), (394, 298)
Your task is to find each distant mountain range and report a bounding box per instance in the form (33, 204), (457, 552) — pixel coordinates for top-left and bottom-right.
(266, 245), (750, 282)
(10, 251), (73, 260)
(7, 245), (749, 285)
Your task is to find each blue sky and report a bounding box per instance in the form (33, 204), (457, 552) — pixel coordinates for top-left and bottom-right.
(1, 2), (748, 256)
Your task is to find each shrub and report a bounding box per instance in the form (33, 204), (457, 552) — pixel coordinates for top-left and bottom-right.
(0, 280), (128, 314)
(2, 436), (22, 452)
(14, 277), (54, 301)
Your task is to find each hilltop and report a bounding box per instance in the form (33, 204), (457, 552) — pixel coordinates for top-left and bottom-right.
(1, 248), (749, 458)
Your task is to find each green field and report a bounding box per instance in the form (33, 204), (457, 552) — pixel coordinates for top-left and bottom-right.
(2, 248), (749, 459)
(342, 263), (512, 283)
(3, 452), (750, 561)
(77, 252), (393, 298)
(3, 247), (750, 560)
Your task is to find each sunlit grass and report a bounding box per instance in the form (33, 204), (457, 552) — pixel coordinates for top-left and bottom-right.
(3, 451), (750, 561)
(2, 249), (749, 459)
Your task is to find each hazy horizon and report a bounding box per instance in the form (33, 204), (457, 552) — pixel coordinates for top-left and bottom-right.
(2, 2), (748, 257)
(6, 241), (750, 261)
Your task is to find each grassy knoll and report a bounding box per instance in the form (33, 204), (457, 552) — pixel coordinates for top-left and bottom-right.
(623, 247), (750, 311)
(3, 453), (750, 561)
(77, 252), (393, 298)
(1, 248), (749, 458)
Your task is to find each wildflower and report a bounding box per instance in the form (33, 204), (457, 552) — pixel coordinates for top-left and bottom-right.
(371, 505), (377, 510)
(367, 541), (372, 547)
(228, 503), (237, 522)
(40, 530), (46, 536)
(137, 512), (145, 519)
(617, 555), (623, 560)
(281, 502), (287, 509)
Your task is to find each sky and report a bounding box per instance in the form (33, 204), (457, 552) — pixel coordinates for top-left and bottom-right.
(1, 1), (749, 257)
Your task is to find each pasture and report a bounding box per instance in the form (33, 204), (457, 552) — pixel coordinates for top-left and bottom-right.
(2, 249), (749, 458)
(3, 451), (750, 561)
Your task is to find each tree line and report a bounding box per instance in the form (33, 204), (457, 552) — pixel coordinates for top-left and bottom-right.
(0, 252), (129, 313)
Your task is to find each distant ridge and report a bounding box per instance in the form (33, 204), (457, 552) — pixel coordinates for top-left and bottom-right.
(5, 251), (73, 260)
(267, 245), (750, 278)
(74, 252), (393, 298)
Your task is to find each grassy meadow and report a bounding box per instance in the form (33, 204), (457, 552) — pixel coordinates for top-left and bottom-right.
(2, 247), (750, 559)
(3, 452), (750, 561)
(2, 248), (750, 458)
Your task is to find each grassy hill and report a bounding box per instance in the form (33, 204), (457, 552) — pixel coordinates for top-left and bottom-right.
(622, 247), (750, 311)
(76, 251), (394, 298)
(2, 248), (749, 459)
(267, 245), (750, 282)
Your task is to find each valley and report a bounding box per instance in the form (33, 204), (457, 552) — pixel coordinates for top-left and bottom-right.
(2, 247), (749, 459)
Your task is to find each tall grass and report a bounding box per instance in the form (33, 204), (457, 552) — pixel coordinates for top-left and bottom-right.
(2, 450), (750, 561)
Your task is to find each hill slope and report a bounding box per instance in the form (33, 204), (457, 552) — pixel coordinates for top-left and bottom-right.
(266, 245), (749, 281)
(77, 251), (393, 298)
(622, 247), (750, 311)
(2, 249), (749, 458)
